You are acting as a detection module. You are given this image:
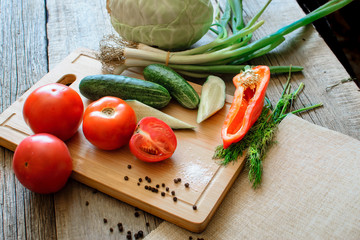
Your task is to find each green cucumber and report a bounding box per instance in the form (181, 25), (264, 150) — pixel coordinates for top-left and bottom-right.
(79, 74), (171, 109)
(143, 64), (200, 109)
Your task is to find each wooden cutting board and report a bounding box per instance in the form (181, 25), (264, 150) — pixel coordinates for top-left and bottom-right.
(0, 48), (245, 233)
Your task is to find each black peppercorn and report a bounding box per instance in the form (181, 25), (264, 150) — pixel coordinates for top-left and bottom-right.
(117, 223), (123, 232)
(134, 211), (140, 217)
(124, 176), (129, 181)
(171, 190), (175, 196)
(139, 178), (143, 182)
(193, 205), (197, 210)
(162, 183), (165, 187)
(173, 197), (177, 202)
(127, 164), (132, 169)
(161, 192), (165, 197)
(177, 177), (181, 182)
(174, 178), (178, 183)
(156, 184), (160, 188)
(166, 187), (169, 192)
(185, 183), (190, 188)
(103, 218), (108, 224)
(85, 201), (89, 206)
(110, 227), (113, 233)
(138, 230), (144, 237)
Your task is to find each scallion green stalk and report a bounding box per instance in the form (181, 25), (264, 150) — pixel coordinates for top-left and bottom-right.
(99, 0), (354, 77)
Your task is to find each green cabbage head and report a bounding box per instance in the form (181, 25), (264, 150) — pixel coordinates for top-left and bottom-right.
(107, 0), (214, 50)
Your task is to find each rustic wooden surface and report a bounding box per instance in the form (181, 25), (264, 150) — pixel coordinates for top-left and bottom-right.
(1, 0), (359, 239)
(0, 49), (246, 233)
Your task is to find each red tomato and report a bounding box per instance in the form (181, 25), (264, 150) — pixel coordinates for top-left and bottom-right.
(82, 96), (137, 150)
(23, 83), (84, 141)
(129, 117), (177, 162)
(12, 133), (73, 194)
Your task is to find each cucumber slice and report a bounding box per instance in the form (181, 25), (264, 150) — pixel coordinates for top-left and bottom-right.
(126, 100), (195, 129)
(197, 75), (226, 123)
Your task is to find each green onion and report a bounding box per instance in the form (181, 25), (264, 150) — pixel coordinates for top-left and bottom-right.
(98, 0), (354, 76)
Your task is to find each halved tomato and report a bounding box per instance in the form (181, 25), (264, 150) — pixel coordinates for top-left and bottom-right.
(129, 117), (177, 162)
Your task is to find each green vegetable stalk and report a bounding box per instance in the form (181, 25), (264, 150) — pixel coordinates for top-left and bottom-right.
(98, 0), (353, 76)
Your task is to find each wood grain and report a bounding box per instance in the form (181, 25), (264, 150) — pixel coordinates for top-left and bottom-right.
(46, 0), (116, 69)
(0, 0), (57, 239)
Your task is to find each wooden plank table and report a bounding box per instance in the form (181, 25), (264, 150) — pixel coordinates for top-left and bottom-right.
(1, 0), (359, 239)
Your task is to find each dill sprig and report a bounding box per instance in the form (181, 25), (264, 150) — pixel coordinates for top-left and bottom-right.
(213, 70), (323, 189)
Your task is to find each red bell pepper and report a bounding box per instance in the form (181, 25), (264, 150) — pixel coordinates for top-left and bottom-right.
(221, 65), (270, 149)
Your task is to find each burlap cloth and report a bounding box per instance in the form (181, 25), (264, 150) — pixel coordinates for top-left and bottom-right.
(145, 114), (360, 239)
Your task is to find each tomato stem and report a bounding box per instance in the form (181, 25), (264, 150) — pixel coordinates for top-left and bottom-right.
(102, 107), (115, 117)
